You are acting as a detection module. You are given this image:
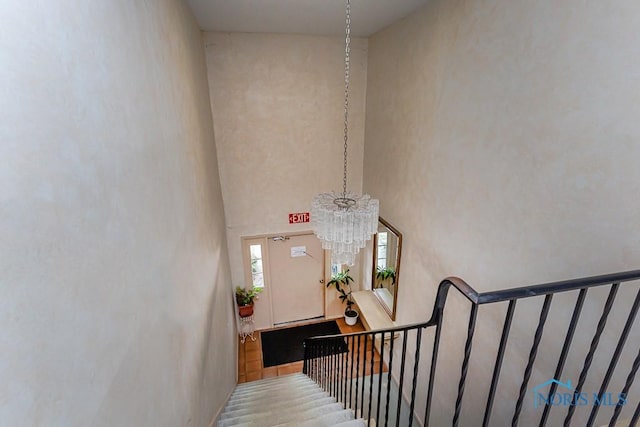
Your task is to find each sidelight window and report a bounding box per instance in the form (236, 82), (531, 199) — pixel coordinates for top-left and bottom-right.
(249, 244), (264, 288)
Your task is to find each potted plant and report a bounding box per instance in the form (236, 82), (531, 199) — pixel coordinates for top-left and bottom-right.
(375, 266), (396, 288)
(326, 269), (359, 326)
(235, 286), (262, 317)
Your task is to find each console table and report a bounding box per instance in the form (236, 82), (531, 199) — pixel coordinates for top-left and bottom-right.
(351, 290), (395, 331)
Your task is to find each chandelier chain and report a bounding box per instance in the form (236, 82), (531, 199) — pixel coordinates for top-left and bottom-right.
(310, 0), (379, 266)
(342, 0), (351, 199)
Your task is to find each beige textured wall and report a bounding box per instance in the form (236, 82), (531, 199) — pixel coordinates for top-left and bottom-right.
(204, 32), (368, 329)
(0, 1), (235, 426)
(365, 1), (640, 425)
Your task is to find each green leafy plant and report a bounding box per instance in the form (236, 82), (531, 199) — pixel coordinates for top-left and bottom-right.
(235, 286), (262, 306)
(326, 269), (355, 312)
(376, 266), (396, 287)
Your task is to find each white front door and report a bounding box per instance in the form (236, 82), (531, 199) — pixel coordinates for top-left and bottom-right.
(267, 233), (325, 325)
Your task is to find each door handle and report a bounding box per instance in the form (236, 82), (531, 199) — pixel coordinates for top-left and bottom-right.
(319, 279), (325, 284)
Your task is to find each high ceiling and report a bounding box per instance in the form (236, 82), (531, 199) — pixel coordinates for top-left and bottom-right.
(185, 0), (429, 37)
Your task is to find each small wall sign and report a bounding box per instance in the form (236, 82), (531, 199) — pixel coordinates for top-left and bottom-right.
(289, 212), (310, 224)
(291, 246), (307, 257)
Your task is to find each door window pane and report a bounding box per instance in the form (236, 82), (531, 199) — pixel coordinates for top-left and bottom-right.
(249, 244), (264, 288)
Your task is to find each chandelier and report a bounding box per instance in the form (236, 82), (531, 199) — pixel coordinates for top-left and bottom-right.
(311, 0), (379, 266)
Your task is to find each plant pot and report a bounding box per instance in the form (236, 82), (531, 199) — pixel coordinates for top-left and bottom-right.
(238, 304), (254, 318)
(344, 309), (359, 326)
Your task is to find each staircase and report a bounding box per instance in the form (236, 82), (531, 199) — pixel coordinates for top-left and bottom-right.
(220, 270), (640, 426)
(217, 373), (367, 427)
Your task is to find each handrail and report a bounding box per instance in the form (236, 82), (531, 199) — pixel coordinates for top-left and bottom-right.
(432, 270), (640, 320)
(303, 269), (640, 427)
(473, 269), (640, 304)
(306, 269), (640, 339)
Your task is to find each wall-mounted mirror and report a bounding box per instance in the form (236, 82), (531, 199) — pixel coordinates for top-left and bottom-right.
(372, 217), (402, 321)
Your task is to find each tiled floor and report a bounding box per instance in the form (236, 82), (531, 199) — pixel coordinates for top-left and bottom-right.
(238, 317), (377, 384)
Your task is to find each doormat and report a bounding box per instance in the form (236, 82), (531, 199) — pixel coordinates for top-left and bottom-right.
(261, 320), (347, 368)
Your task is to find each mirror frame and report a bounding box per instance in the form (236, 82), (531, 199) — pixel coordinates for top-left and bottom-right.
(371, 217), (402, 321)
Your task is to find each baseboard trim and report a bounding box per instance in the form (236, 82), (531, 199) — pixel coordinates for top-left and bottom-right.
(208, 386), (236, 427)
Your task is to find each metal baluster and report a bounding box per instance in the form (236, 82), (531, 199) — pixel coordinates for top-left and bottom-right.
(376, 332), (385, 425)
(587, 288), (640, 426)
(310, 342), (314, 382)
(318, 341), (321, 388)
(483, 299), (517, 427)
(313, 342), (317, 380)
(355, 335), (361, 416)
(425, 319), (443, 426)
(337, 337), (342, 399)
(310, 342), (314, 381)
(327, 340), (331, 393)
(368, 333), (376, 424)
(319, 341), (322, 388)
(337, 337), (342, 398)
(333, 338), (342, 401)
(361, 334), (368, 416)
(564, 283), (620, 426)
(330, 339), (334, 396)
(396, 330), (409, 427)
(343, 336), (348, 405)
(303, 341), (308, 375)
(332, 338), (336, 397)
(512, 294), (553, 426)
(318, 341), (321, 384)
(344, 335), (350, 406)
(408, 328), (422, 427)
(540, 289), (587, 427)
(631, 399), (640, 427)
(609, 345), (640, 425)
(328, 340), (332, 397)
(305, 341), (310, 378)
(327, 340), (330, 392)
(326, 340), (331, 393)
(324, 340), (328, 391)
(350, 335), (356, 410)
(341, 337), (345, 401)
(343, 336), (348, 406)
(385, 332), (395, 427)
(336, 338), (342, 403)
(328, 339), (332, 393)
(453, 304), (478, 427)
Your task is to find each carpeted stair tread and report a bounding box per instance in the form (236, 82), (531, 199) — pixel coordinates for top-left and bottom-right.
(234, 373), (306, 387)
(226, 386), (326, 409)
(229, 380), (320, 400)
(333, 420), (368, 427)
(217, 402), (344, 427)
(225, 387), (328, 409)
(275, 409), (357, 426)
(220, 395), (335, 420)
(231, 374), (310, 394)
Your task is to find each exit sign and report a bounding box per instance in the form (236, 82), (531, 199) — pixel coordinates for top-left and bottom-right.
(289, 212), (310, 224)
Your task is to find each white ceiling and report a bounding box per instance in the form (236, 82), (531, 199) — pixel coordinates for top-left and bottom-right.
(185, 0), (429, 37)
